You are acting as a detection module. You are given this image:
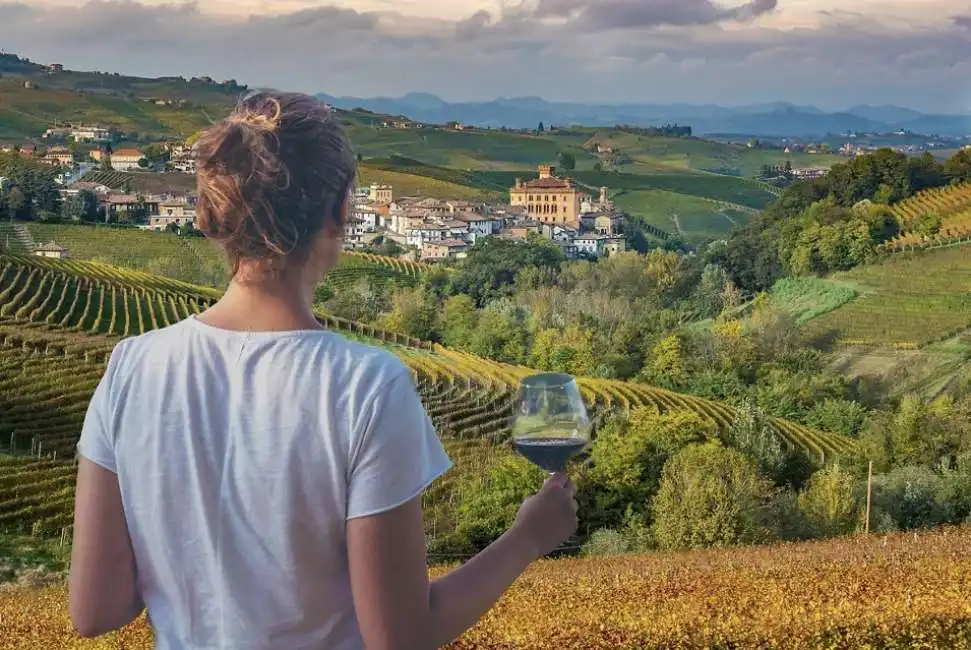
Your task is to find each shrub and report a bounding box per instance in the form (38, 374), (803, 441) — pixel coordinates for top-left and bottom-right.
(580, 529), (630, 557)
(453, 454), (546, 552)
(869, 465), (949, 531)
(652, 441), (774, 550)
(805, 398), (868, 438)
(798, 465), (862, 538)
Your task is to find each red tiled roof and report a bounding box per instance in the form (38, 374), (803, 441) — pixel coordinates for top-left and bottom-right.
(515, 177), (574, 190)
(112, 148), (144, 157)
(453, 211), (491, 222)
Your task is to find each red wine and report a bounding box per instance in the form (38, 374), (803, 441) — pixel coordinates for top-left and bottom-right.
(513, 437), (586, 472)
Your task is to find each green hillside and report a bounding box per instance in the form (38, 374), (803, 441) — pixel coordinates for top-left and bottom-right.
(614, 189), (755, 243)
(0, 252), (851, 547)
(801, 247), (971, 349)
(20, 223), (426, 292)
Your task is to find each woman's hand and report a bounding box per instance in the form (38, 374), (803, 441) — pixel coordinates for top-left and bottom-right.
(512, 473), (579, 559)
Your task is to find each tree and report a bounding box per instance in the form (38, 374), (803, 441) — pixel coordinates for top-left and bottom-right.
(537, 122), (545, 133)
(451, 237), (564, 306)
(586, 408), (716, 531)
(724, 401), (788, 484)
(440, 294), (478, 348)
(557, 151), (576, 171)
(65, 189), (99, 221)
(376, 287), (439, 341)
(6, 187), (27, 219)
(694, 264), (729, 318)
(870, 465), (949, 531)
(944, 149), (971, 185)
(797, 465), (861, 538)
(452, 454), (546, 553)
(593, 161), (603, 172)
(652, 442), (773, 550)
(640, 335), (688, 389)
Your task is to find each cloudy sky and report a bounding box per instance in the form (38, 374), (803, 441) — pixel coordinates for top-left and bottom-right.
(4, 0), (971, 112)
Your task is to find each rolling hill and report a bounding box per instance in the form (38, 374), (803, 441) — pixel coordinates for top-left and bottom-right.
(0, 53), (848, 244)
(0, 251), (853, 546)
(318, 92), (971, 137)
(6, 222), (425, 294)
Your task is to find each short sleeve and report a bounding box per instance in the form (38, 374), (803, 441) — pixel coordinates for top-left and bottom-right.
(346, 367), (453, 520)
(76, 342), (125, 473)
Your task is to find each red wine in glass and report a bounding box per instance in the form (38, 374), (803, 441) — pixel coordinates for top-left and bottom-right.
(512, 374), (590, 553)
(512, 437), (587, 473)
(512, 373), (590, 472)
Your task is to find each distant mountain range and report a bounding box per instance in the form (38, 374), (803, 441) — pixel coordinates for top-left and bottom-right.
(316, 92), (971, 138)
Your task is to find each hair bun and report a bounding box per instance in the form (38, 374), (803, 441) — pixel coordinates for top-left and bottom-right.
(194, 90), (357, 280)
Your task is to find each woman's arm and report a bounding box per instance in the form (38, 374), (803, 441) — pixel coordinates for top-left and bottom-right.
(347, 474), (577, 650)
(69, 457), (144, 638)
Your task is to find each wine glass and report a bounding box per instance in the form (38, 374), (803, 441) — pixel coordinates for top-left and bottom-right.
(512, 373), (591, 475)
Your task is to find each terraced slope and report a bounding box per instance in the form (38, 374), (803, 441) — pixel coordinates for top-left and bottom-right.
(0, 254), (854, 541)
(803, 246), (971, 348)
(882, 183), (971, 252)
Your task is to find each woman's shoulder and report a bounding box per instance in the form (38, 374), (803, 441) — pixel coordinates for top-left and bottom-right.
(314, 331), (411, 388)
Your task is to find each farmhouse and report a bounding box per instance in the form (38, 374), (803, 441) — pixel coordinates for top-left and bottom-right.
(109, 149), (145, 172)
(33, 241), (68, 260)
(422, 239), (469, 261)
(41, 147), (73, 167)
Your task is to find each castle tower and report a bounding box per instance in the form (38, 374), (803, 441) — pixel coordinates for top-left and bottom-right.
(538, 165), (554, 179)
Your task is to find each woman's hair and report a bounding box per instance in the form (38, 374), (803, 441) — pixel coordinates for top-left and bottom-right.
(194, 90), (357, 278)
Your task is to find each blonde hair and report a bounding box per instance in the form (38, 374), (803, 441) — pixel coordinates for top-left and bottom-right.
(194, 90), (357, 279)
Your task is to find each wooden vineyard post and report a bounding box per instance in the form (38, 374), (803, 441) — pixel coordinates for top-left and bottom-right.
(865, 460), (873, 534)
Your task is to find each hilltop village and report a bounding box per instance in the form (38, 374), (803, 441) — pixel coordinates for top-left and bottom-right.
(4, 128), (630, 261)
(347, 165), (626, 261)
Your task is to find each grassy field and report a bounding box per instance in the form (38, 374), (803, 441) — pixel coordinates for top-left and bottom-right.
(348, 126), (594, 171)
(613, 189), (753, 243)
(0, 78), (228, 140)
(357, 165), (498, 201)
(803, 247), (971, 348)
(559, 130), (845, 175)
(767, 277), (858, 325)
(2, 527), (969, 648)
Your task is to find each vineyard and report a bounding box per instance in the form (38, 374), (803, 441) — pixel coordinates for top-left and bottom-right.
(3, 526), (970, 648)
(803, 246), (971, 348)
(882, 183), (971, 252)
(0, 253), (854, 543)
(78, 170), (134, 190)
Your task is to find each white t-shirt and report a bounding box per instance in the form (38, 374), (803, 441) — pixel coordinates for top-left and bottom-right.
(77, 315), (453, 650)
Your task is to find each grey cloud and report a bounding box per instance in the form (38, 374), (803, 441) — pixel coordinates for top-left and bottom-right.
(522, 0), (778, 29)
(455, 9), (492, 38)
(0, 0), (966, 112)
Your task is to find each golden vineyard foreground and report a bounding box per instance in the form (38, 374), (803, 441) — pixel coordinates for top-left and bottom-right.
(2, 528), (970, 649)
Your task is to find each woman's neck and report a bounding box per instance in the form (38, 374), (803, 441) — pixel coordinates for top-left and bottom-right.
(200, 278), (321, 333)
